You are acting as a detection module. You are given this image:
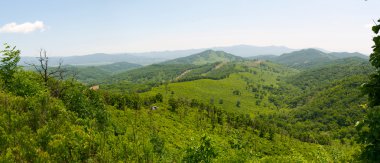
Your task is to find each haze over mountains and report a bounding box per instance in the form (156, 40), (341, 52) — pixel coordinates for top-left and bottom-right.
(20, 45), (296, 66)
(64, 47), (369, 88)
(264, 49), (368, 68)
(20, 44), (367, 69)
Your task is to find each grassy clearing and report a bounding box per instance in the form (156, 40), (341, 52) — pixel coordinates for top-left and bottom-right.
(143, 61), (297, 115)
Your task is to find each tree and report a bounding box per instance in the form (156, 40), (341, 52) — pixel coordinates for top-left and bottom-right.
(0, 43), (20, 88)
(359, 19), (380, 162)
(28, 49), (76, 97)
(183, 135), (217, 162)
(155, 93), (163, 102)
(168, 98), (178, 112)
(236, 100), (241, 108)
(29, 49), (67, 86)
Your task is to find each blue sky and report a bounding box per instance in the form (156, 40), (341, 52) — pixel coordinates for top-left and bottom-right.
(0, 0), (379, 56)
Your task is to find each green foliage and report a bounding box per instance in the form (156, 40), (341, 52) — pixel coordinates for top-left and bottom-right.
(359, 19), (380, 162)
(271, 48), (367, 69)
(168, 98), (178, 112)
(58, 62), (141, 84)
(236, 100), (241, 107)
(183, 135), (217, 163)
(287, 57), (373, 92)
(357, 107), (380, 161)
(150, 133), (165, 155)
(8, 71), (45, 97)
(0, 43), (20, 87)
(155, 93), (163, 102)
(143, 58), (369, 151)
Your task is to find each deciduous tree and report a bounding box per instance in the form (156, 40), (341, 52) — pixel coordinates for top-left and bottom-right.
(359, 19), (380, 162)
(0, 43), (20, 88)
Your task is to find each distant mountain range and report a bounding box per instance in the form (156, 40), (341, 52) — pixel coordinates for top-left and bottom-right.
(20, 45), (296, 66)
(20, 53), (165, 66)
(121, 44), (296, 59)
(20, 45), (367, 67)
(55, 47), (370, 87)
(252, 48), (368, 68)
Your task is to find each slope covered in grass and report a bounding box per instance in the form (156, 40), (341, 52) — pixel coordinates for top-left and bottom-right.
(143, 61), (298, 114)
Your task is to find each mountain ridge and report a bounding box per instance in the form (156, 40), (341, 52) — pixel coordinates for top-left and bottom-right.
(19, 45), (296, 66)
(267, 48), (368, 68)
(161, 50), (244, 65)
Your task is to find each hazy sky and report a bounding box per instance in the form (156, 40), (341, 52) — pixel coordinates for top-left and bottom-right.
(0, 0), (379, 56)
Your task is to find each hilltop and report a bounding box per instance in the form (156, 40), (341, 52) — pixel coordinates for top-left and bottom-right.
(264, 49), (368, 68)
(161, 50), (244, 65)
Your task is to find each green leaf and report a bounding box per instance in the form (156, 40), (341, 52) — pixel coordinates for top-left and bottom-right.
(373, 25), (380, 34)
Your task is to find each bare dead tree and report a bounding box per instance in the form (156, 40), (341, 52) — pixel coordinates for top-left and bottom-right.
(27, 49), (78, 97)
(28, 49), (71, 85)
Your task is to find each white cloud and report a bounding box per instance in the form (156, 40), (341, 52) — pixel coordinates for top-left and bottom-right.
(0, 21), (46, 33)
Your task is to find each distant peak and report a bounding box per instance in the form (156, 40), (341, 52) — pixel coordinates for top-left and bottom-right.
(203, 49), (216, 53)
(302, 48), (323, 52)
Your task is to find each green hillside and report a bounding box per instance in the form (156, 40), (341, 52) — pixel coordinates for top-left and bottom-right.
(140, 57), (372, 149)
(58, 62), (141, 84)
(286, 57), (373, 91)
(162, 50), (244, 65)
(0, 76), (358, 162)
(95, 62), (142, 73)
(142, 61), (297, 114)
(270, 49), (368, 68)
(272, 49), (336, 68)
(329, 52), (368, 59)
(105, 59), (248, 92)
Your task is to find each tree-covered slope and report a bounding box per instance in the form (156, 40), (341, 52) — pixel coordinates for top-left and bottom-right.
(94, 62), (142, 73)
(140, 58), (372, 149)
(105, 60), (247, 92)
(271, 58), (373, 145)
(51, 62), (142, 84)
(142, 61), (297, 114)
(272, 49), (337, 68)
(270, 48), (368, 68)
(162, 50), (244, 65)
(286, 57), (373, 91)
(0, 66), (358, 162)
(329, 52), (368, 59)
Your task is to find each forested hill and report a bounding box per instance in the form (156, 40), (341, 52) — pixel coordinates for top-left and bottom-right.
(60, 62), (142, 84)
(161, 50), (244, 65)
(261, 48), (368, 68)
